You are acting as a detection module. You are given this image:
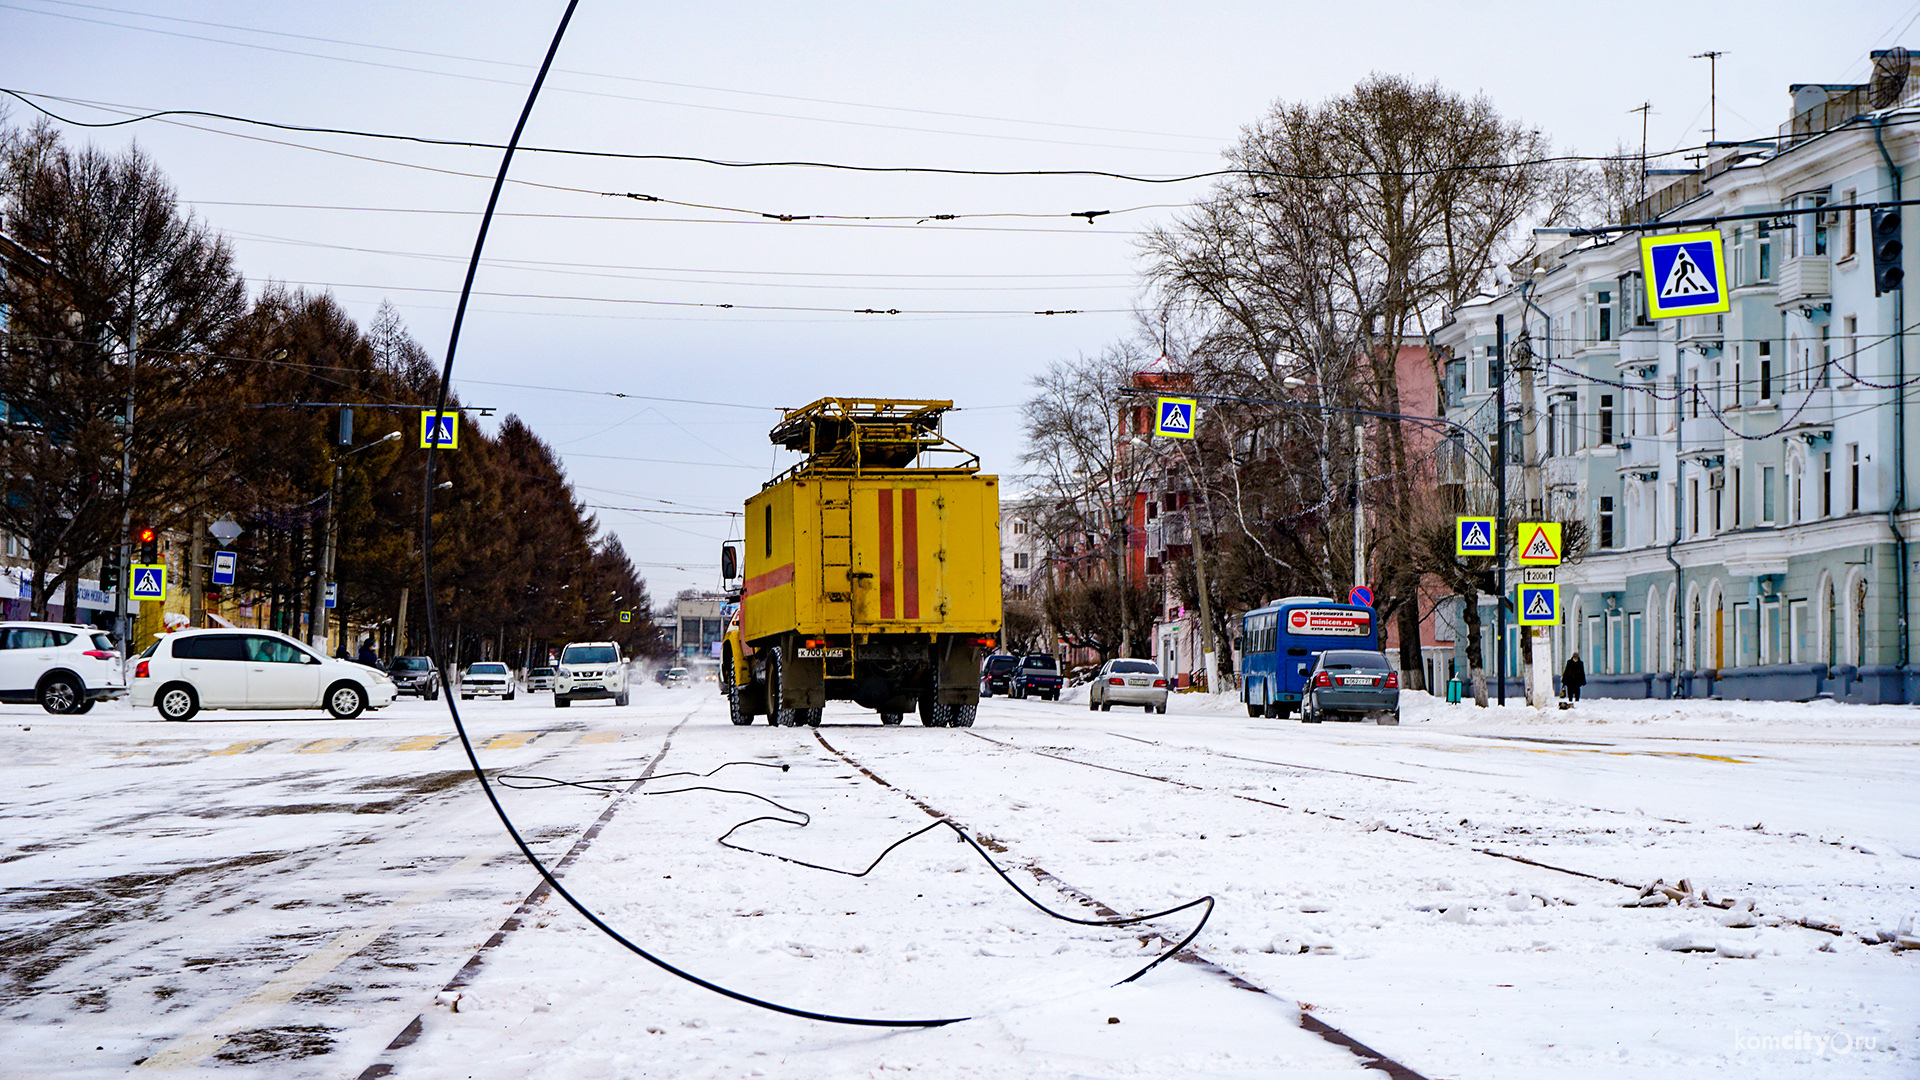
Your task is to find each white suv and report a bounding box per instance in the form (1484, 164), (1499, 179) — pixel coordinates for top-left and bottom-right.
(0, 622), (126, 714)
(553, 641), (628, 707)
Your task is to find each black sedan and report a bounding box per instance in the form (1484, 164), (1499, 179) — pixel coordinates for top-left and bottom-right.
(1300, 649), (1399, 725)
(980, 653), (1019, 696)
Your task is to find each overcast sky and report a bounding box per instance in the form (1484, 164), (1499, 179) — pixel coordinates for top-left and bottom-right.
(1, 1), (1909, 601)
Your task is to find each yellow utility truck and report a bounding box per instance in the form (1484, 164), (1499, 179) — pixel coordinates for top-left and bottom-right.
(720, 398), (1001, 727)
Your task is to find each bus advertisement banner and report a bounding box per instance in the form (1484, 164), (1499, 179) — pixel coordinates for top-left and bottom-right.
(1287, 607), (1371, 637)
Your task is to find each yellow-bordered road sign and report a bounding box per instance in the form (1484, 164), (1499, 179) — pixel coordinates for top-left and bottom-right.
(420, 409), (460, 449)
(1517, 583), (1559, 625)
(1641, 230), (1730, 319)
(129, 563), (168, 602)
(1154, 397), (1196, 438)
(1516, 521), (1563, 565)
(1455, 516), (1496, 557)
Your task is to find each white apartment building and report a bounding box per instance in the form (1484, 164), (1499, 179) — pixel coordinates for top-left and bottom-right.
(1432, 64), (1919, 703)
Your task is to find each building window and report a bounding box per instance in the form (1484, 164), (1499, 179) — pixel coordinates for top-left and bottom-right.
(1012, 552), (1030, 570)
(1598, 291), (1613, 342)
(1758, 223), (1772, 280)
(1599, 395), (1614, 445)
(1791, 459), (1803, 524)
(1712, 472), (1724, 532)
(1013, 583), (1028, 597)
(1599, 496), (1615, 548)
(1841, 315), (1858, 385)
(1689, 479), (1700, 537)
(1849, 444), (1861, 512)
(1759, 342), (1772, 400)
(1822, 451), (1833, 518)
(1012, 520), (1028, 536)
(1732, 467), (1742, 527)
(1762, 466), (1777, 524)
(1842, 188), (1857, 259)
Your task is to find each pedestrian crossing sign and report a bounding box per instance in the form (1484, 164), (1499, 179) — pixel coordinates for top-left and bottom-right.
(420, 409), (460, 450)
(1640, 230), (1730, 319)
(1515, 521), (1563, 565)
(1455, 516), (1496, 557)
(1517, 583), (1559, 625)
(1154, 397), (1197, 439)
(129, 563), (167, 602)
(619, 611), (632, 623)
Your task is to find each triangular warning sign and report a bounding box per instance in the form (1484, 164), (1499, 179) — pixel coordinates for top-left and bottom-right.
(1462, 522), (1489, 549)
(1522, 528), (1559, 562)
(1524, 590), (1554, 619)
(1159, 404), (1189, 431)
(1659, 246), (1713, 300)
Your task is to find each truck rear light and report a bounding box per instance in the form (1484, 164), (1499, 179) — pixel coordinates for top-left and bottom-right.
(1313, 671), (1332, 688)
(135, 660), (149, 680)
(974, 636), (996, 647)
(1108, 677), (1124, 685)
(1384, 671), (1399, 689)
(805, 638), (827, 648)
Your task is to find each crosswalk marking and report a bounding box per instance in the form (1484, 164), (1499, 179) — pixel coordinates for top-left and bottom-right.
(209, 740), (271, 756)
(391, 734), (454, 752)
(294, 738), (356, 754)
(482, 732), (537, 750)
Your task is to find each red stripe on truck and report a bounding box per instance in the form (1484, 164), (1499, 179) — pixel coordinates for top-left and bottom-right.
(878, 488), (895, 620)
(902, 488), (920, 620)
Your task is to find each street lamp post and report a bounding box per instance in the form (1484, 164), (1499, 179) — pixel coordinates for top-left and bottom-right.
(313, 430), (401, 650)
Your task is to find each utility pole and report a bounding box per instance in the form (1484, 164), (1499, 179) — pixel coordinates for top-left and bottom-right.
(1514, 300), (1548, 707)
(1630, 102), (1652, 202)
(114, 274), (136, 655)
(1352, 422), (1366, 593)
(1693, 51), (1725, 144)
(1495, 313), (1508, 706)
(188, 517), (205, 629)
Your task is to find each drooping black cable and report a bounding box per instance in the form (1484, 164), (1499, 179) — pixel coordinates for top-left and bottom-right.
(499, 764), (1213, 987)
(416, 2), (970, 1029)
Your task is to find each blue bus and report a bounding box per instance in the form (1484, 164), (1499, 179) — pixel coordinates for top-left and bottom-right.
(1240, 597), (1379, 718)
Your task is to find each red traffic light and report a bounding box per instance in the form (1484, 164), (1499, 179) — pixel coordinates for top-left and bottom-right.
(137, 526), (157, 544)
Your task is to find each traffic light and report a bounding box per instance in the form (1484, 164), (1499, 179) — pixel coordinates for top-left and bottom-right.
(1873, 207), (1904, 296)
(101, 546), (120, 588)
(138, 526), (158, 563)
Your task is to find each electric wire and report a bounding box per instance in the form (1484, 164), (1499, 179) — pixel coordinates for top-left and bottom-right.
(496, 761), (1214, 987)
(416, 2), (971, 1030)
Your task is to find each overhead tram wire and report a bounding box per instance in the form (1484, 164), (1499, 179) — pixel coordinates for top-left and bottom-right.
(14, 0), (1222, 144)
(263, 278), (1119, 317)
(6, 87), (1862, 186)
(417, 2), (972, 1031)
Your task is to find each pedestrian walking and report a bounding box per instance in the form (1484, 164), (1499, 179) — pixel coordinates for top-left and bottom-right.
(1562, 651), (1586, 703)
(356, 640), (380, 668)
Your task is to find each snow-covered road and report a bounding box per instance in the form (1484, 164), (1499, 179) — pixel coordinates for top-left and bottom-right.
(2, 685), (1915, 1078)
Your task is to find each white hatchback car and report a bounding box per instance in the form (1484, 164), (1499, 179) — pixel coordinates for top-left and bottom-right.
(0, 621), (126, 714)
(133, 629), (397, 721)
(553, 641), (628, 707)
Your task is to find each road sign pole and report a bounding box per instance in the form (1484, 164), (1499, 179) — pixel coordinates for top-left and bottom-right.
(1496, 313), (1507, 706)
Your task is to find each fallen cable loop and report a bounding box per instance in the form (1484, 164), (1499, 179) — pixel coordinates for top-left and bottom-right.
(500, 762), (1215, 987)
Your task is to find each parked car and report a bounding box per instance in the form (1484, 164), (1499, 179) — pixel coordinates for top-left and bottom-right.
(460, 662), (515, 700)
(1299, 649), (1400, 725)
(0, 621), (126, 714)
(131, 628), (397, 721)
(1087, 658), (1169, 713)
(554, 641), (628, 707)
(388, 655), (441, 700)
(525, 666), (556, 692)
(1010, 653), (1063, 700)
(979, 653), (1019, 697)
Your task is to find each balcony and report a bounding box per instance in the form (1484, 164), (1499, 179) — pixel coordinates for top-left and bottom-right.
(1614, 437), (1663, 481)
(1775, 257), (1832, 311)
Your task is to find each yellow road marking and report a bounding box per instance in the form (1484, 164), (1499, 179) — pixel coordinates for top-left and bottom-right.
(208, 740), (272, 756)
(481, 732), (537, 750)
(576, 730), (621, 744)
(294, 738), (355, 754)
(390, 734), (453, 752)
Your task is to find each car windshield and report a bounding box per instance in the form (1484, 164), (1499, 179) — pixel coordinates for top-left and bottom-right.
(1110, 660), (1159, 674)
(1320, 651), (1391, 671)
(1022, 656), (1057, 670)
(563, 646), (618, 665)
(392, 657), (430, 671)
(470, 663), (508, 674)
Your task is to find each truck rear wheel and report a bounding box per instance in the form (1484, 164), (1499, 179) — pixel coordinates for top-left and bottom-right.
(919, 692), (950, 727)
(948, 704), (976, 728)
(769, 650), (802, 726)
(879, 711), (904, 725)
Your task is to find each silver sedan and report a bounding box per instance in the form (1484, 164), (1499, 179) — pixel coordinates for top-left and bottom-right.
(1088, 658), (1169, 713)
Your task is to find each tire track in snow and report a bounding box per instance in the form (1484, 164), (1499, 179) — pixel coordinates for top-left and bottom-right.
(812, 728), (1435, 1080)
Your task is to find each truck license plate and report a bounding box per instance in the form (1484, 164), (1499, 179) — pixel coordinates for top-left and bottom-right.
(796, 648), (847, 658)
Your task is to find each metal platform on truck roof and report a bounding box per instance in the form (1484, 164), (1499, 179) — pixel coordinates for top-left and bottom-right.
(767, 397), (980, 483)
